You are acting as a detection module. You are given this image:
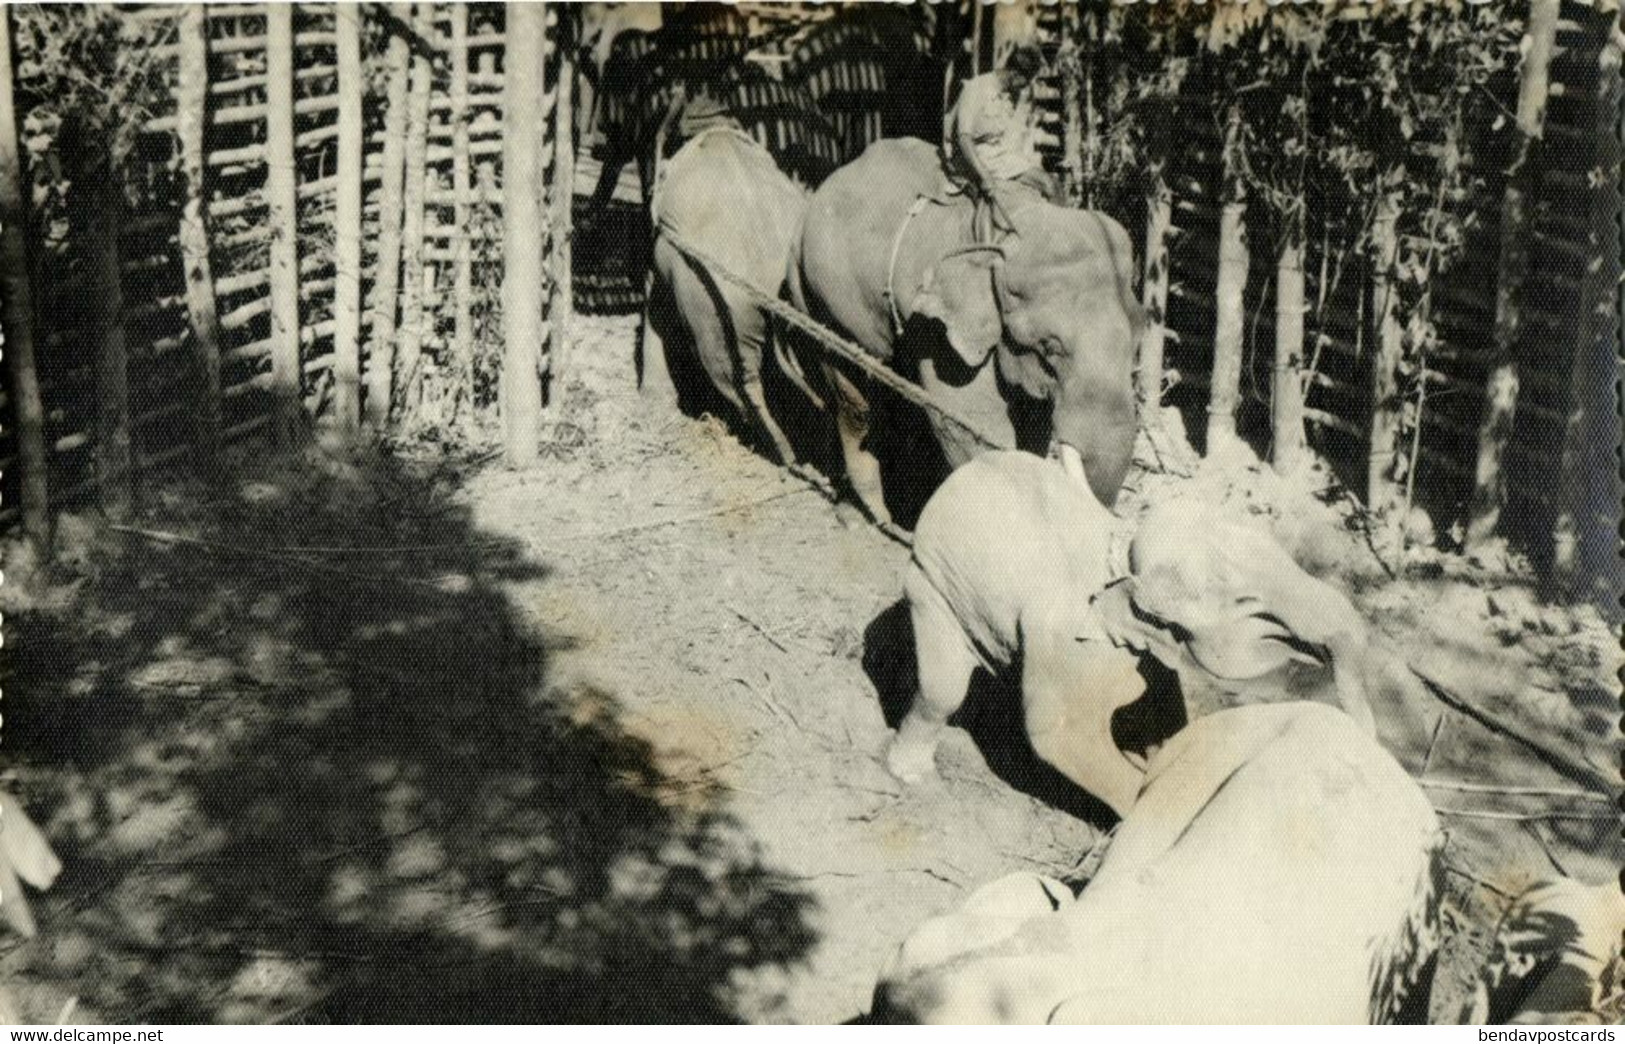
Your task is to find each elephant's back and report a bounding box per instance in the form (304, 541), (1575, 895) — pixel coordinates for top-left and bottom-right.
(1053, 703), (1440, 1023)
(657, 131), (806, 293)
(911, 451), (1118, 662)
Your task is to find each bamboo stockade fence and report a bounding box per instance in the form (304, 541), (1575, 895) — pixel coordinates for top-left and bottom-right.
(0, 1), (1616, 594)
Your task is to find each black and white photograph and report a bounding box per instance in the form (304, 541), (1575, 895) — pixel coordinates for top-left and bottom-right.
(0, 0), (1619, 1026)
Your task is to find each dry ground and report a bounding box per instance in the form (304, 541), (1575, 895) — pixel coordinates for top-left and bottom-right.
(1, 313), (1617, 1023)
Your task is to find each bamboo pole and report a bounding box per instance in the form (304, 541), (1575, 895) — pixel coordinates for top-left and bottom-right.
(1466, 0), (1561, 550)
(87, 159), (132, 520)
(1367, 184), (1405, 516)
(0, 7), (48, 547)
(502, 0), (547, 468)
(450, 3), (474, 424)
(1551, 12), (1623, 594)
(1271, 224), (1306, 471)
(393, 1), (433, 424)
(549, 6), (575, 397)
(332, 1), (364, 433)
(1206, 103), (1248, 454)
(265, 3), (302, 446)
(1138, 163), (1171, 408)
(364, 1), (411, 428)
(176, 3), (224, 475)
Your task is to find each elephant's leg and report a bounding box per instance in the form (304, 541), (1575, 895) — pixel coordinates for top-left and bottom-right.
(824, 360), (891, 527)
(1022, 630), (1148, 818)
(736, 311), (797, 465)
(888, 567), (978, 783)
(639, 263), (677, 399)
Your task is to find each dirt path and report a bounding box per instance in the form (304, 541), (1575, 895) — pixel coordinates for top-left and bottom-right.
(3, 313), (1615, 1024)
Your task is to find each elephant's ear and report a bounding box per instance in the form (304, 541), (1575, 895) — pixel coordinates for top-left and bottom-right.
(913, 251), (1002, 368)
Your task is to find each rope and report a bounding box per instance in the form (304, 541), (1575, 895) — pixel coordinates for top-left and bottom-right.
(654, 221), (1009, 455)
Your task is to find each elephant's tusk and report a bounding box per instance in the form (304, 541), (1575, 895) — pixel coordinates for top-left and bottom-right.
(1058, 442), (1088, 487)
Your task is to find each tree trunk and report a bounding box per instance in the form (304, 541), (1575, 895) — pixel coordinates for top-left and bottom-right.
(1551, 11), (1623, 596)
(502, 0), (547, 469)
(1206, 103), (1248, 454)
(332, 1), (364, 433)
(87, 162), (132, 520)
(393, 1), (433, 425)
(0, 8), (48, 547)
(1138, 164), (1171, 408)
(364, 2), (411, 428)
(265, 3), (302, 446)
(1271, 226), (1306, 472)
(1466, 0), (1561, 550)
(1367, 184), (1405, 517)
(549, 8), (575, 398)
(450, 3), (474, 426)
(176, 3), (223, 474)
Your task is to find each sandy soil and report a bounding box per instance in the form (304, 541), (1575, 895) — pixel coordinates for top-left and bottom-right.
(1, 313), (1617, 1023)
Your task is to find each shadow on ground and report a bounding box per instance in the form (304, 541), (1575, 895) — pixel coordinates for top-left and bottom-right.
(5, 444), (815, 1023)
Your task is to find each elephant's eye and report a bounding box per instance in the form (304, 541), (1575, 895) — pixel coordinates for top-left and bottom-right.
(1040, 336), (1064, 360)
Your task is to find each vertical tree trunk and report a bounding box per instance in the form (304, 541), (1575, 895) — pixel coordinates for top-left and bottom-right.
(332, 1), (364, 433)
(1466, 0), (1561, 550)
(87, 163), (132, 520)
(1138, 164), (1171, 408)
(502, 0), (547, 469)
(550, 8), (575, 398)
(1367, 185), (1405, 517)
(1271, 224), (1306, 472)
(450, 3), (474, 424)
(265, 3), (302, 446)
(364, 2), (411, 428)
(0, 8), (49, 547)
(1551, 13), (1623, 595)
(1206, 104), (1248, 454)
(176, 3), (223, 474)
(393, 1), (433, 424)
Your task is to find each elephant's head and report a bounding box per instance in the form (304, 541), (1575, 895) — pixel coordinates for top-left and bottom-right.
(912, 207), (1143, 507)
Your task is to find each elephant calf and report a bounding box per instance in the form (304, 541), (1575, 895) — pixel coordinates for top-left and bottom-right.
(890, 449), (1148, 816)
(891, 451), (1383, 817)
(875, 702), (1444, 1024)
(648, 121), (806, 464)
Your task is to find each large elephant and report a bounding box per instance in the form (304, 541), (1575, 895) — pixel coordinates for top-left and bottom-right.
(789, 137), (1142, 526)
(647, 120), (808, 463)
(875, 702), (1444, 1024)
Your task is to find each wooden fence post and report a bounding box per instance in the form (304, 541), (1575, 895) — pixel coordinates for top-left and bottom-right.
(550, 7), (575, 398)
(1206, 102), (1248, 454)
(393, 1), (433, 424)
(1466, 0), (1560, 550)
(450, 3), (474, 423)
(1270, 213), (1306, 472)
(265, 3), (302, 446)
(1551, 11), (1623, 595)
(502, 0), (547, 469)
(176, 3), (223, 475)
(1367, 183), (1405, 518)
(364, 2), (411, 428)
(87, 160), (132, 520)
(333, 1), (364, 433)
(0, 7), (49, 548)
(1138, 162), (1171, 408)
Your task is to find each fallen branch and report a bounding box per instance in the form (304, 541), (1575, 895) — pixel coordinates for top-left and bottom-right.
(726, 603), (790, 654)
(1419, 778), (1613, 803)
(1433, 807), (1618, 822)
(1409, 666), (1613, 796)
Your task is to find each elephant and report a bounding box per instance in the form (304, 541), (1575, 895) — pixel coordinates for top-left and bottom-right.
(646, 116), (808, 464)
(890, 450), (1149, 816)
(789, 137), (1142, 527)
(874, 702), (1444, 1024)
(888, 451), (1383, 817)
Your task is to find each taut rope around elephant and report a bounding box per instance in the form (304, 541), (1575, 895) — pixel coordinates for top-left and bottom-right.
(654, 220), (1012, 461)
